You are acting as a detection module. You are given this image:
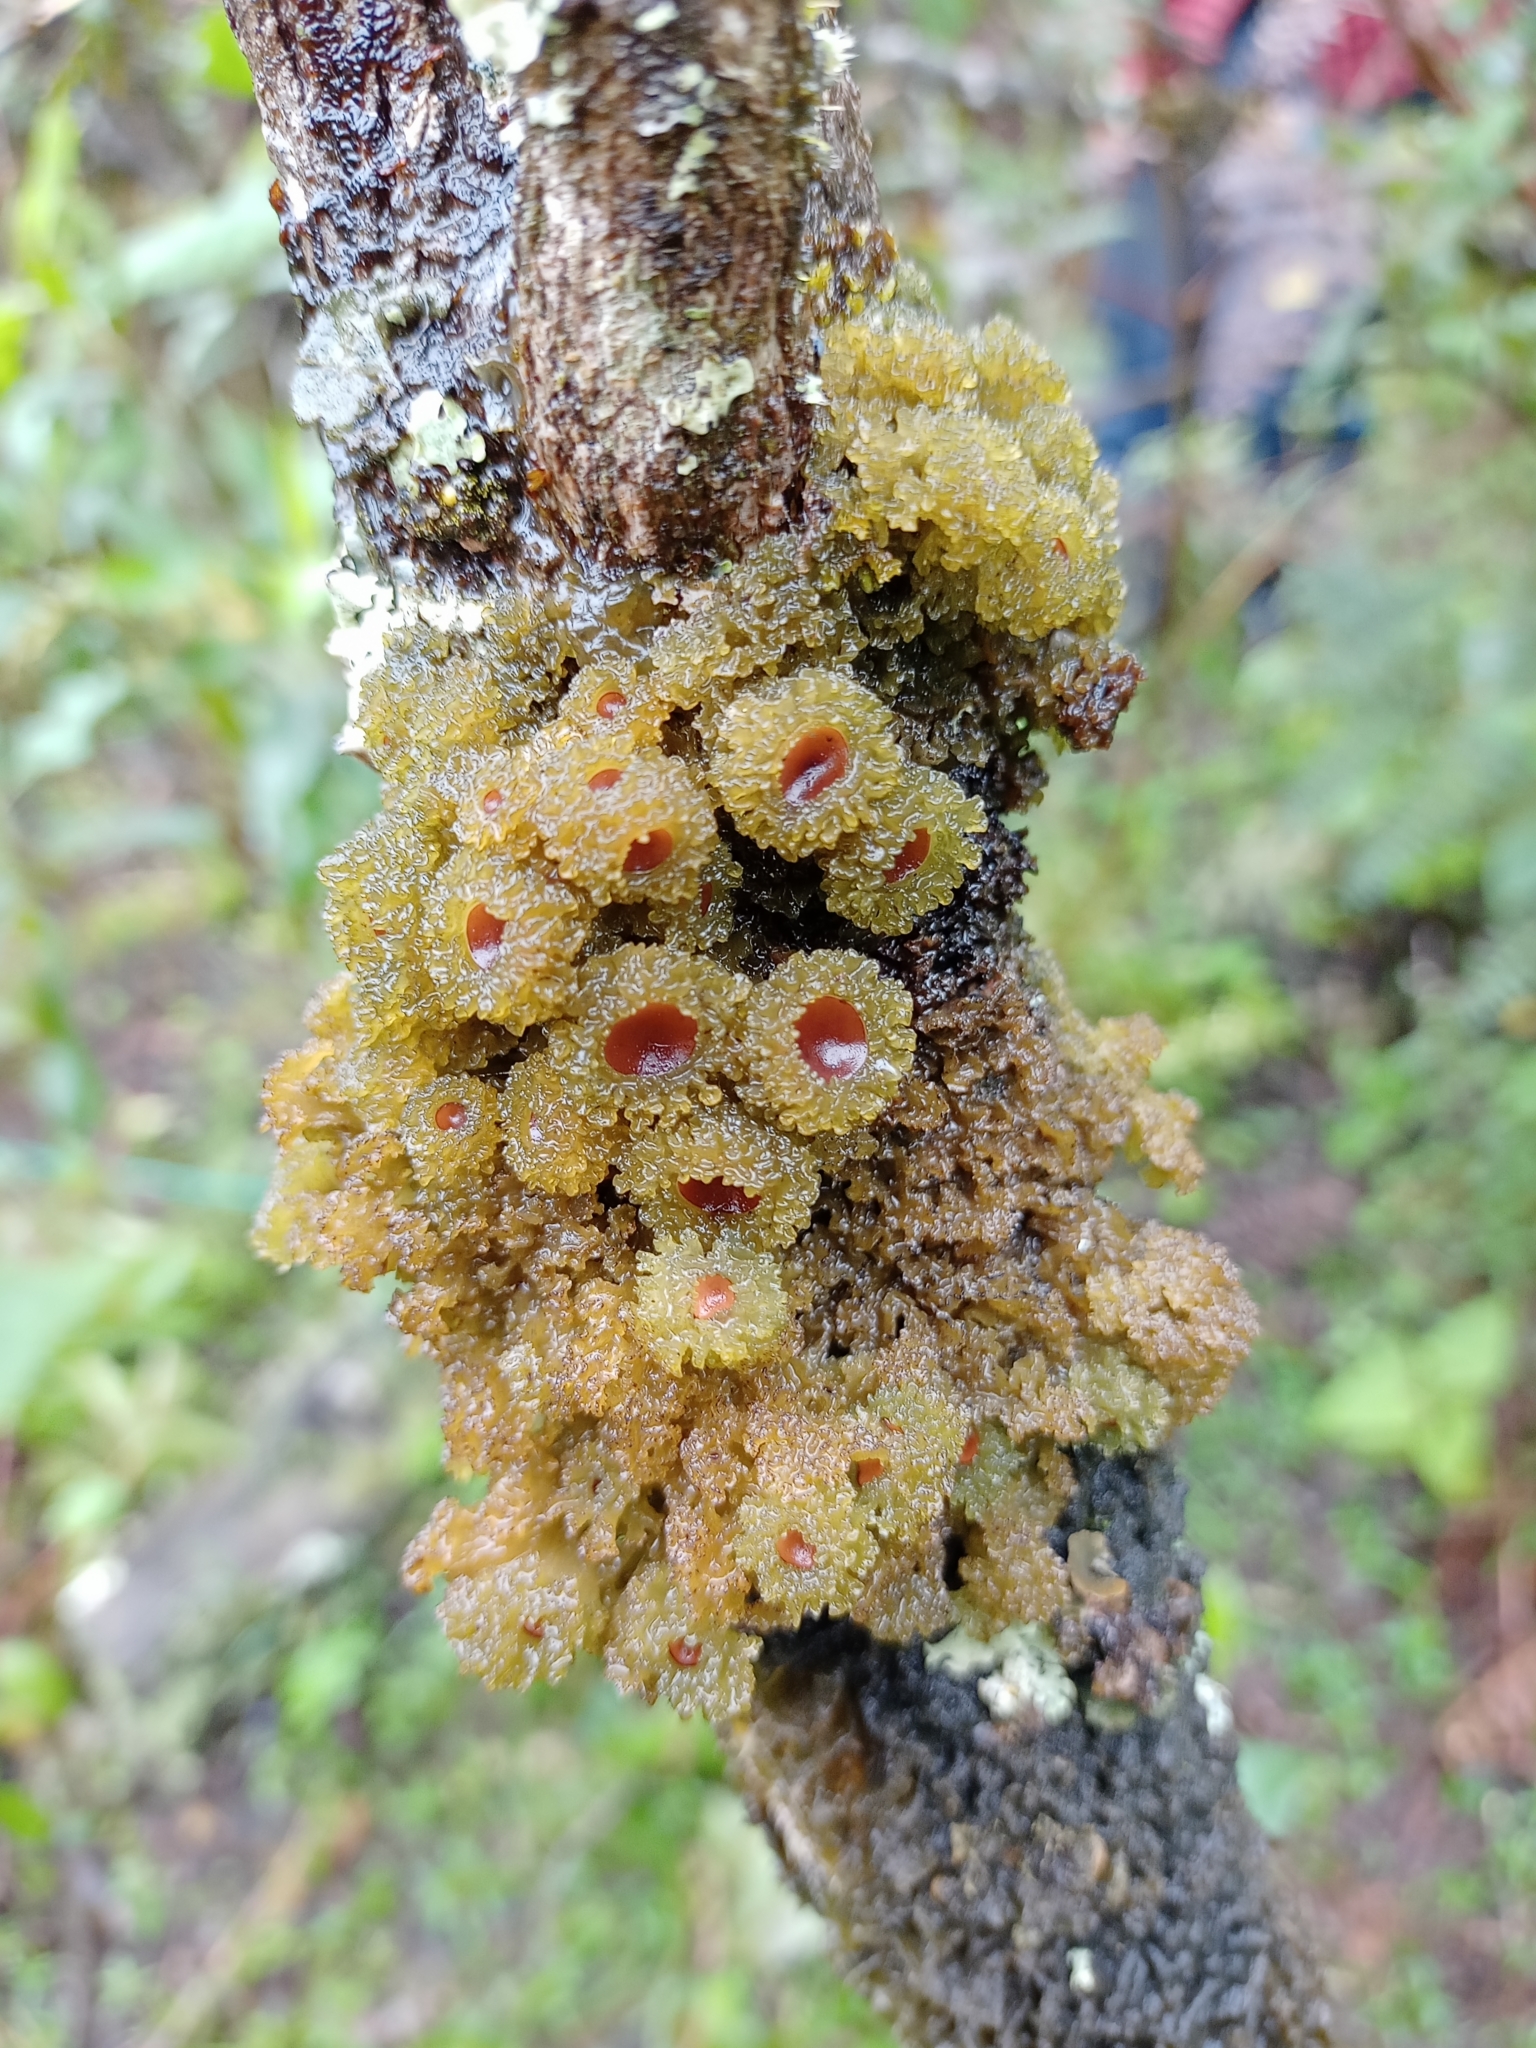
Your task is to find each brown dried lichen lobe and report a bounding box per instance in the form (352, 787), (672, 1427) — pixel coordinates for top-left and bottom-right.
(255, 296), (1256, 1720)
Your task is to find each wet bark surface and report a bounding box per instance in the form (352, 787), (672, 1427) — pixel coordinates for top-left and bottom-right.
(227, 0), (526, 577)
(730, 1456), (1333, 2048)
(228, 0), (828, 579)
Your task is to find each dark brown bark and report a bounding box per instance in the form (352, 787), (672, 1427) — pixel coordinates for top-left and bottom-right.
(514, 0), (818, 566)
(731, 1456), (1333, 2048)
(232, 6), (1333, 2040)
(228, 0), (528, 580)
(228, 0), (830, 579)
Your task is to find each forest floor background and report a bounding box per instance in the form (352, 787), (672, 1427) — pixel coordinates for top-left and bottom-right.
(2, 2), (1535, 2044)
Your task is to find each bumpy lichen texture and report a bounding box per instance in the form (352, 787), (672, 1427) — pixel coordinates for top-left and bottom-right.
(257, 288), (1257, 1720)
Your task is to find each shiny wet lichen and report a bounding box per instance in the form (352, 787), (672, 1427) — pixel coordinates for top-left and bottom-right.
(255, 292), (1257, 1719)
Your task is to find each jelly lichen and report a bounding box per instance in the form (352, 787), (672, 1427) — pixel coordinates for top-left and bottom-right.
(256, 293), (1256, 1720)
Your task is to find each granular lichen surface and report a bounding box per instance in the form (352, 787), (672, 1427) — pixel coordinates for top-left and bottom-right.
(256, 287), (1259, 1721)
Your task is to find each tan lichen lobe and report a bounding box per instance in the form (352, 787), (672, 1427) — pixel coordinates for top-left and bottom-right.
(257, 292), (1255, 1719)
(818, 295), (1126, 643)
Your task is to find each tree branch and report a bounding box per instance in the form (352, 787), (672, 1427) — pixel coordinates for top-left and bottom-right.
(731, 1455), (1333, 2048)
(514, 0), (818, 566)
(234, 6), (1334, 2041)
(228, 0), (842, 578)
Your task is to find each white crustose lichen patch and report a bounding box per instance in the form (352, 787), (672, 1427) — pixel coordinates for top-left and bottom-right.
(668, 127), (717, 202)
(449, 0), (561, 78)
(1193, 1671), (1235, 1742)
(925, 1624), (1077, 1725)
(388, 389), (487, 494)
(526, 82), (581, 127)
(662, 356), (755, 436)
(291, 291), (401, 439)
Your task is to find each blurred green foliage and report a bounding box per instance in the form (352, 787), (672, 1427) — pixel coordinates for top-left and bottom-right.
(1019, 7), (1536, 2034)
(0, 1), (1534, 2044)
(1031, 9), (1536, 1505)
(1312, 1294), (1519, 1505)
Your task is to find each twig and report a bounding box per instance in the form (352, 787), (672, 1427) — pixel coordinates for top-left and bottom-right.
(133, 1799), (369, 2048)
(61, 1847), (104, 2048)
(1159, 470), (1328, 673)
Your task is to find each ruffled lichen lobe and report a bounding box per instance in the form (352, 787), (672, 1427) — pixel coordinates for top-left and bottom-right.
(256, 293), (1257, 1721)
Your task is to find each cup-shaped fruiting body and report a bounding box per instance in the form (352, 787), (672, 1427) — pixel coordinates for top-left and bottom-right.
(263, 978), (427, 1138)
(500, 1052), (615, 1196)
(263, 1041), (347, 1148)
(254, 1134), (342, 1273)
(357, 596), (592, 781)
(617, 1101), (821, 1249)
(849, 1376), (971, 1545)
(955, 1520), (1074, 1636)
(531, 732), (717, 907)
(949, 1422), (1070, 1532)
(709, 668), (903, 858)
(1085, 1221), (1256, 1427)
(821, 764), (988, 934)
(647, 531), (869, 714)
(604, 1561), (762, 1717)
(451, 747), (541, 855)
(648, 843), (743, 953)
(321, 802), (447, 1017)
(739, 950), (916, 1136)
(732, 1474), (877, 1622)
(1069, 1346), (1174, 1449)
(439, 1532), (603, 1690)
(425, 849), (587, 1030)
(549, 945), (747, 1124)
(633, 1230), (789, 1372)
(356, 638), (507, 783)
(556, 660), (672, 745)
(401, 1074), (500, 1187)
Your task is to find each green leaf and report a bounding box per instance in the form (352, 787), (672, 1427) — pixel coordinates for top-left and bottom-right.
(1311, 1294), (1519, 1503)
(114, 159), (286, 307)
(1197, 1563), (1252, 1679)
(1236, 1740), (1343, 1838)
(1379, 1613), (1458, 1705)
(279, 1622), (379, 1744)
(114, 162), (284, 307)
(0, 1782), (50, 1841)
(0, 283), (44, 395)
(8, 668), (128, 791)
(11, 97), (80, 302)
(198, 5), (255, 98)
(1417, 1293), (1519, 1401)
(909, 0), (983, 46)
(0, 1256), (128, 1430)
(41, 1470), (131, 1544)
(0, 1637), (73, 1747)
(1484, 813), (1536, 919)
